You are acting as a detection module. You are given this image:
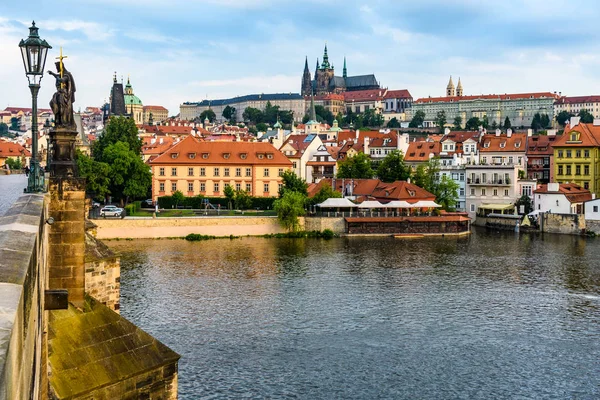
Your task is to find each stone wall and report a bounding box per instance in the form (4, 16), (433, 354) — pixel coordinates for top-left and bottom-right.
(586, 220), (600, 235)
(541, 213), (586, 235)
(93, 216), (300, 239)
(304, 217), (346, 234)
(0, 194), (48, 400)
(85, 233), (120, 312)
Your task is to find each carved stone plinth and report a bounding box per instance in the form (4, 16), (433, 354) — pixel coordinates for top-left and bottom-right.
(49, 127), (79, 178)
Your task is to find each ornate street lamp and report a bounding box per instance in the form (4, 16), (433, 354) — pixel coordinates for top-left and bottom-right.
(19, 21), (51, 192)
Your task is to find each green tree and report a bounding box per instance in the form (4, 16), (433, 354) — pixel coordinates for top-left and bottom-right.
(10, 117), (20, 131)
(222, 105), (236, 123)
(264, 101), (280, 125)
(412, 164), (427, 189)
(256, 122), (268, 132)
(491, 121), (498, 131)
(578, 109), (594, 123)
(531, 113), (542, 131)
(279, 110), (294, 125)
(515, 194), (533, 215)
(224, 184), (235, 209)
(465, 117), (481, 131)
(273, 190), (306, 232)
(93, 116), (142, 159)
(503, 116), (512, 130)
(171, 190), (185, 208)
(556, 110), (572, 126)
(434, 111), (447, 131)
(5, 157), (22, 170)
(376, 150), (411, 182)
(76, 150), (110, 198)
(0, 122), (8, 136)
(234, 190), (252, 210)
(200, 109), (216, 123)
(540, 114), (550, 129)
(452, 116), (462, 130)
(279, 170), (308, 197)
(310, 182), (341, 205)
(243, 107), (264, 124)
(433, 175), (459, 211)
(482, 115), (489, 129)
(409, 110), (425, 128)
(337, 152), (374, 179)
(387, 117), (401, 128)
(102, 141), (152, 204)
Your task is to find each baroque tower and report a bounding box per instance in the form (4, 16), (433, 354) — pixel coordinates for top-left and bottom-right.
(301, 56), (312, 96)
(446, 76), (455, 97)
(456, 77), (463, 97)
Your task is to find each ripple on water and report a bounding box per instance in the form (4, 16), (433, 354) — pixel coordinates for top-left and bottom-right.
(110, 231), (600, 399)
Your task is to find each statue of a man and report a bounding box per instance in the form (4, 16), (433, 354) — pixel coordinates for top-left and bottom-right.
(48, 61), (76, 129)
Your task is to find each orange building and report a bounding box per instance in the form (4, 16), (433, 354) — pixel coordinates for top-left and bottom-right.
(149, 135), (292, 201)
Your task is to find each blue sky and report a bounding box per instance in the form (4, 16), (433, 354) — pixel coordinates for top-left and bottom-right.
(1, 0), (600, 116)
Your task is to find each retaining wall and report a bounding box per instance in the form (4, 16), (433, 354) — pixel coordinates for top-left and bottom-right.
(541, 213), (585, 235)
(304, 217), (346, 234)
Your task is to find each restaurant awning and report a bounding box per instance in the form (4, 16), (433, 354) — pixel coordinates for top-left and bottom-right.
(316, 198), (358, 208)
(478, 203), (514, 210)
(382, 200), (413, 208)
(410, 200), (442, 208)
(358, 200), (384, 208)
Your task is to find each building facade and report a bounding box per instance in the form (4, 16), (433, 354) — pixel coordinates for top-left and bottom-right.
(149, 136), (292, 201)
(554, 95), (600, 119)
(465, 164), (520, 220)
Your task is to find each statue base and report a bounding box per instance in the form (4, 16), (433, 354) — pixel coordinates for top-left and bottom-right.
(49, 127), (79, 178)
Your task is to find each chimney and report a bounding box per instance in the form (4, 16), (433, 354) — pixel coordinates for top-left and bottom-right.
(495, 129), (501, 137)
(594, 119), (600, 126)
(396, 131), (401, 150)
(570, 116), (581, 127)
(355, 129), (360, 140)
(507, 128), (512, 137)
(548, 182), (559, 192)
(547, 129), (557, 136)
(159, 137), (163, 144)
(444, 127), (450, 135)
(364, 136), (370, 155)
(527, 129), (533, 137)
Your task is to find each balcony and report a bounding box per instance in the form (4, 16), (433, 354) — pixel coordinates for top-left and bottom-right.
(468, 179), (511, 186)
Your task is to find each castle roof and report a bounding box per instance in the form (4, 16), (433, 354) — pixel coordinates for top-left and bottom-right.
(345, 74), (378, 89)
(415, 92), (558, 104)
(183, 93), (303, 106)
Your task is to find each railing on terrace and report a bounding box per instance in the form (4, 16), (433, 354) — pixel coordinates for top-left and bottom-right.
(307, 210), (442, 218)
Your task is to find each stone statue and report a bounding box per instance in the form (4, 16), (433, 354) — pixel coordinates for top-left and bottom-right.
(48, 61), (76, 129)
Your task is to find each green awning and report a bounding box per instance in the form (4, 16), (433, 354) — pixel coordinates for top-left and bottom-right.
(478, 203), (514, 211)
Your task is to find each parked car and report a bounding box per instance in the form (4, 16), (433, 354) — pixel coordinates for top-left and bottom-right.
(92, 201), (101, 208)
(100, 205), (123, 218)
(142, 199), (154, 207)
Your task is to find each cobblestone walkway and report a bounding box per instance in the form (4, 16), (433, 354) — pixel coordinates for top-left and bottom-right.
(0, 174), (28, 215)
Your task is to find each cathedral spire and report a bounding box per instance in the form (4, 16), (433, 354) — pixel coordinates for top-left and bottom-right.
(446, 75), (455, 97)
(304, 56), (309, 73)
(301, 56), (312, 97)
(343, 56), (347, 79)
(321, 43), (330, 69)
(456, 77), (463, 97)
(315, 58), (319, 74)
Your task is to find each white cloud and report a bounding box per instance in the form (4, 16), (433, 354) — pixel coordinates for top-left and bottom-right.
(41, 20), (115, 42)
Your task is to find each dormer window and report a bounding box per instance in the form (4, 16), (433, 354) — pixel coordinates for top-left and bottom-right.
(202, 153), (209, 159)
(484, 142), (490, 148)
(570, 132), (579, 141)
(171, 153), (179, 159)
(500, 142), (505, 148)
(267, 153), (273, 159)
(408, 190), (416, 197)
(240, 153), (247, 159)
(515, 141), (521, 148)
(258, 154), (264, 159)
(189, 153), (196, 159)
(223, 153), (230, 159)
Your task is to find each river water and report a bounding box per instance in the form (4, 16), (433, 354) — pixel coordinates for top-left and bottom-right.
(111, 231), (600, 399)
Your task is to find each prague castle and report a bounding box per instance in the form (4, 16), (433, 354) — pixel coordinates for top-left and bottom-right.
(301, 44), (380, 96)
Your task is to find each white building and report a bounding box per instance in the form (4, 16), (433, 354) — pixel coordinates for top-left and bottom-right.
(554, 95), (600, 120)
(465, 164), (520, 220)
(279, 133), (323, 181)
(533, 182), (592, 214)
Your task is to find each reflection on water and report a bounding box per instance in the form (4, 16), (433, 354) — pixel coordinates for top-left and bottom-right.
(110, 229), (600, 399)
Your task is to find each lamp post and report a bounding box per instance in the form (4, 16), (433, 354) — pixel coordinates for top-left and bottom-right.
(20, 21), (51, 192)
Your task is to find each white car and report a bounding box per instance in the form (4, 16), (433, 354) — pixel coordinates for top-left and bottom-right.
(100, 205), (123, 217)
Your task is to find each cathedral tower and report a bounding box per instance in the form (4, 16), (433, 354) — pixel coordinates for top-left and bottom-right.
(315, 44), (334, 95)
(343, 56), (347, 79)
(446, 76), (455, 97)
(456, 77), (463, 97)
(301, 56), (312, 96)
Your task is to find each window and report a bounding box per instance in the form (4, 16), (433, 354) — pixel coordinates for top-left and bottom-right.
(584, 165), (590, 175)
(171, 167), (177, 176)
(504, 189), (509, 196)
(566, 150), (572, 158)
(199, 167), (205, 176)
(214, 183), (219, 192)
(236, 168), (241, 177)
(293, 162), (297, 169)
(278, 183), (283, 192)
(584, 182), (590, 189)
(558, 150), (563, 158)
(470, 204), (476, 212)
(508, 156), (514, 164)
(576, 150), (581, 158)
(224, 168), (230, 177)
(522, 186), (532, 196)
(171, 182), (177, 192)
(576, 165), (581, 175)
(459, 173), (465, 182)
(246, 168), (252, 177)
(246, 183), (251, 192)
(188, 182), (193, 192)
(470, 188), (475, 196)
(594, 205), (598, 213)
(493, 189), (498, 196)
(263, 183), (269, 192)
(240, 153), (247, 160)
(235, 183), (241, 191)
(482, 157), (487, 164)
(481, 189), (486, 196)
(200, 182), (205, 192)
(159, 182), (165, 191)
(517, 157), (522, 166)
(214, 167), (220, 177)
(459, 188), (465, 196)
(566, 165), (571, 175)
(159, 167), (165, 176)
(264, 168), (269, 177)
(558, 165), (563, 175)
(584, 149), (590, 158)
(188, 167), (194, 176)
(278, 168), (284, 176)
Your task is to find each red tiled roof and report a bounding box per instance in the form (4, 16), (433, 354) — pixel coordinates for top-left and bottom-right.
(415, 92), (558, 104)
(343, 89), (385, 102)
(311, 94), (345, 101)
(157, 125), (193, 135)
(405, 141), (441, 162)
(526, 134), (557, 156)
(149, 135), (291, 166)
(441, 131), (480, 144)
(0, 142), (31, 157)
(552, 123), (600, 147)
(143, 105), (168, 111)
(4, 107), (52, 114)
(555, 95), (600, 105)
(383, 89), (412, 99)
(337, 130), (386, 145)
(479, 132), (526, 152)
(308, 178), (436, 202)
(534, 183), (592, 204)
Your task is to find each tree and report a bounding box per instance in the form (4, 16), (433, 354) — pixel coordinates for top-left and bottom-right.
(171, 190), (185, 208)
(503, 116), (512, 130)
(222, 105), (236, 123)
(310, 182), (341, 205)
(279, 110), (294, 125)
(412, 158), (458, 211)
(578, 109), (594, 123)
(224, 184), (235, 209)
(101, 141), (152, 204)
(376, 150), (411, 182)
(515, 194), (533, 215)
(540, 114), (550, 129)
(243, 107), (263, 124)
(93, 116), (142, 159)
(337, 152), (374, 179)
(5, 157), (22, 170)
(76, 150), (110, 198)
(279, 170), (308, 197)
(256, 122), (268, 132)
(10, 117), (20, 131)
(531, 113), (542, 131)
(409, 110), (425, 128)
(387, 117), (401, 128)
(0, 122), (8, 136)
(273, 191), (306, 232)
(433, 175), (459, 211)
(482, 115), (489, 129)
(234, 190), (252, 210)
(434, 111), (447, 131)
(556, 110), (572, 127)
(465, 117), (481, 131)
(452, 116), (462, 131)
(412, 164), (427, 189)
(200, 109), (216, 123)
(491, 121), (498, 131)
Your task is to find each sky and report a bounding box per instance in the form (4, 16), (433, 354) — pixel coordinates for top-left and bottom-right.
(1, 0), (600, 116)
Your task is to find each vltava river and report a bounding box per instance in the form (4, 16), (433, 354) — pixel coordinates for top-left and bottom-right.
(111, 229), (600, 399)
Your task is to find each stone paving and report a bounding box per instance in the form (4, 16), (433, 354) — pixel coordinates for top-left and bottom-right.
(0, 174), (28, 216)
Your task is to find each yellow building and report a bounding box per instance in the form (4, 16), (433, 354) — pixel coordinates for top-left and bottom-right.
(149, 135), (292, 201)
(143, 105), (169, 125)
(552, 122), (600, 196)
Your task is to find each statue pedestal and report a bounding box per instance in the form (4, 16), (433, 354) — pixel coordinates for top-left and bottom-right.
(49, 127), (79, 178)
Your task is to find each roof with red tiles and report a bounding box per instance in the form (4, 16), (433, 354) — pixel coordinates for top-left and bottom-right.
(414, 92), (558, 104)
(555, 95), (600, 105)
(143, 105), (168, 111)
(308, 178), (436, 202)
(551, 123), (600, 147)
(4, 107), (52, 114)
(441, 131), (480, 144)
(336, 130), (386, 145)
(526, 134), (557, 156)
(150, 135), (291, 166)
(0, 142), (31, 157)
(479, 132), (527, 153)
(405, 141), (441, 162)
(534, 183), (592, 203)
(383, 89), (412, 99)
(343, 89), (386, 102)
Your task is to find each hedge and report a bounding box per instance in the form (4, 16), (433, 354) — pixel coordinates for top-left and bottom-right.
(157, 194), (276, 210)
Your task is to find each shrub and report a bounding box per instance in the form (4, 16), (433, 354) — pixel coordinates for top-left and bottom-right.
(185, 233), (216, 241)
(321, 229), (334, 239)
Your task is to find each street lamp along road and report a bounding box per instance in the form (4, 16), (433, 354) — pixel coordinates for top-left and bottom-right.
(20, 21), (51, 193)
